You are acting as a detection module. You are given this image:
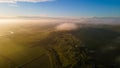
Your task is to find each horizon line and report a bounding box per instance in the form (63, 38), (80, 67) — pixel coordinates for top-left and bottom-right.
(0, 16), (120, 19)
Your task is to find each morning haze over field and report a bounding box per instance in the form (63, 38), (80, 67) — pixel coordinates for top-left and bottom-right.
(0, 0), (120, 68)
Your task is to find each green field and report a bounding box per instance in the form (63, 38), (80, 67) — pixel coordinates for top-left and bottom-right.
(0, 24), (52, 68)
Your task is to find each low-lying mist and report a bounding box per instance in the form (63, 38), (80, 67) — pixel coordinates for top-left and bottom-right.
(55, 23), (78, 31)
(0, 17), (120, 34)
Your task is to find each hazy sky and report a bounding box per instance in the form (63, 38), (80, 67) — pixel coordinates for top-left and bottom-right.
(0, 0), (120, 17)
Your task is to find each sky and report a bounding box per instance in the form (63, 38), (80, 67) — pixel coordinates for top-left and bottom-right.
(0, 0), (120, 17)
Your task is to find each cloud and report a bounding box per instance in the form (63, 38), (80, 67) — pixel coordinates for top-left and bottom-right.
(9, 4), (19, 7)
(0, 0), (54, 3)
(55, 23), (78, 31)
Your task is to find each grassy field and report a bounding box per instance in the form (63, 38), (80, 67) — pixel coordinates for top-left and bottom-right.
(0, 26), (51, 68)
